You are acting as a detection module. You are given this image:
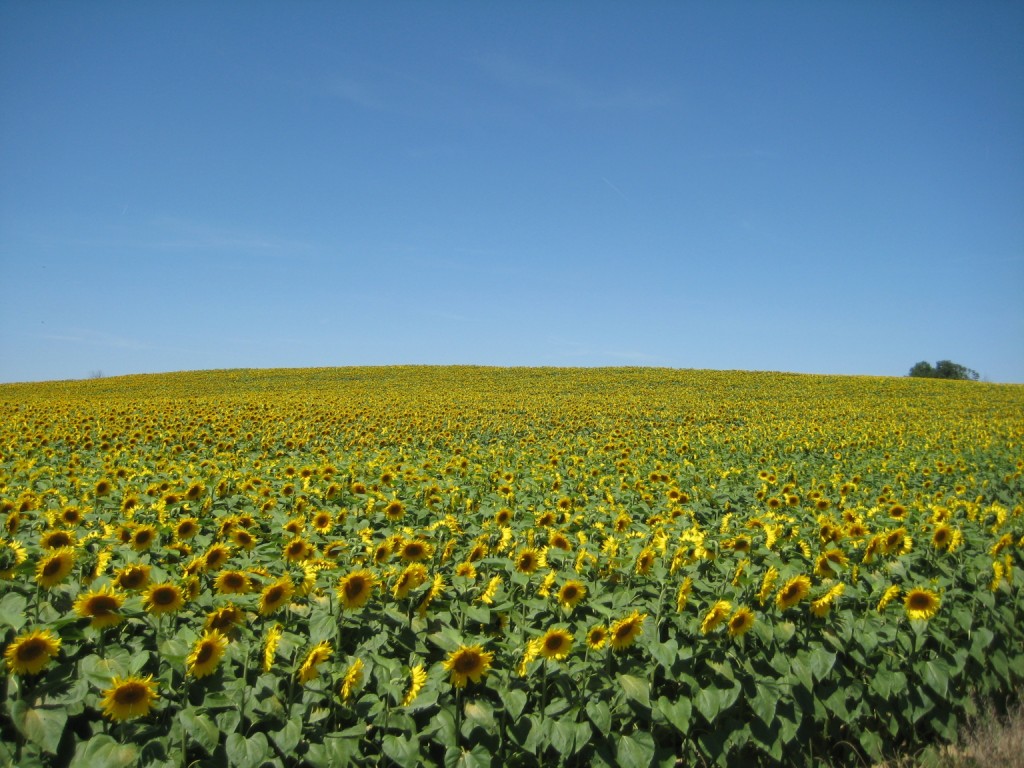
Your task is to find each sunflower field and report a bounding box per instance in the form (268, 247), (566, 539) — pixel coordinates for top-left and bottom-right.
(1, 366), (1022, 767)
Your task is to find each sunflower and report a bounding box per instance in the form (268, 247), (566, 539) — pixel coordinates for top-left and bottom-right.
(400, 539), (433, 562)
(311, 511), (334, 535)
(0, 538), (28, 578)
(757, 567), (779, 606)
(454, 561), (477, 580)
(231, 528), (257, 550)
(634, 548), (656, 575)
(444, 645), (493, 688)
(537, 628), (574, 660)
(609, 611), (646, 651)
(115, 563), (151, 591)
(700, 601), (732, 635)
(60, 506), (84, 526)
(94, 479), (113, 498)
(4, 628), (61, 675)
(175, 517), (200, 540)
(39, 529), (75, 550)
(814, 548), (849, 577)
(586, 624), (608, 650)
(384, 500), (405, 520)
(402, 663), (428, 707)
(203, 544), (232, 571)
(931, 524), (954, 551)
(258, 576), (294, 615)
(99, 675), (159, 721)
(187, 630), (228, 678)
(214, 570), (251, 595)
(775, 574), (812, 610)
(392, 564), (428, 600)
(298, 641), (333, 684)
(479, 575), (501, 605)
(904, 587), (941, 620)
(130, 525), (158, 551)
(283, 537), (313, 562)
(144, 582), (185, 615)
(727, 606), (755, 638)
(467, 543), (487, 563)
(556, 580), (586, 610)
(339, 658), (363, 702)
(36, 547), (75, 588)
(205, 604), (244, 635)
(676, 577), (693, 612)
(73, 585), (125, 628)
(495, 508), (513, 526)
(876, 585), (901, 612)
(337, 570), (376, 610)
(514, 547), (541, 574)
(262, 624), (283, 672)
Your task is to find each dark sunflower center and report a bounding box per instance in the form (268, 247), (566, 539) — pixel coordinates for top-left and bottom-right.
(195, 644), (214, 664)
(17, 640), (45, 661)
(345, 578), (367, 599)
(89, 596), (119, 614)
(909, 593), (931, 609)
(454, 653), (480, 673)
(153, 588), (176, 605)
(114, 684), (146, 705)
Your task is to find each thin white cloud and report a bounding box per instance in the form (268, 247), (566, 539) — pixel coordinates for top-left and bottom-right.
(477, 53), (672, 111)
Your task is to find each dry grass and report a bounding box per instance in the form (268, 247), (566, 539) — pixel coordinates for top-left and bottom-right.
(877, 699), (1024, 768)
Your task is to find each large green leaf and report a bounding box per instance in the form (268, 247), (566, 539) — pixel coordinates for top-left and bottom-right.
(69, 734), (138, 768)
(694, 683), (739, 723)
(179, 707), (220, 755)
(382, 734), (420, 765)
(499, 687), (528, 719)
(656, 695), (692, 734)
(586, 699), (612, 733)
(0, 592), (27, 631)
(225, 731), (269, 768)
(9, 700), (67, 755)
(616, 732), (655, 768)
(617, 674), (650, 709)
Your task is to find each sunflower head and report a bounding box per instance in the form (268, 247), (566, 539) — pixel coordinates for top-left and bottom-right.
(444, 645), (493, 688)
(337, 570), (376, 610)
(74, 585), (125, 628)
(904, 587), (941, 621)
(100, 675), (159, 721)
(4, 628), (62, 675)
(36, 547), (76, 588)
(609, 611), (646, 651)
(187, 630), (228, 678)
(556, 580), (586, 610)
(727, 606), (756, 638)
(538, 628), (574, 660)
(144, 582), (185, 615)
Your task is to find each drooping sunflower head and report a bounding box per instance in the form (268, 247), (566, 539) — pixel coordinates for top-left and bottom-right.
(258, 576), (295, 615)
(4, 628), (62, 675)
(115, 563), (151, 591)
(205, 604), (244, 635)
(36, 547), (76, 588)
(338, 570), (376, 610)
(444, 645), (493, 688)
(727, 606), (756, 638)
(392, 564), (428, 600)
(187, 630), (228, 678)
(904, 587), (941, 621)
(700, 601), (733, 635)
(775, 575), (811, 610)
(609, 611), (646, 651)
(74, 585), (125, 628)
(298, 641), (333, 684)
(99, 675), (159, 721)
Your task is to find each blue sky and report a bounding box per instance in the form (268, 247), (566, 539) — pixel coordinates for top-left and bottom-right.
(2, 1), (1022, 384)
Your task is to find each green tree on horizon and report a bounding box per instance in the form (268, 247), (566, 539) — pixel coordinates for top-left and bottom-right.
(909, 360), (980, 380)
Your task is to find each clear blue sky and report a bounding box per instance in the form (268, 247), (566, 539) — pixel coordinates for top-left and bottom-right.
(2, 1), (1022, 384)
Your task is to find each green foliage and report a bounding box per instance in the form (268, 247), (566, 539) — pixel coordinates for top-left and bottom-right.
(909, 360), (980, 381)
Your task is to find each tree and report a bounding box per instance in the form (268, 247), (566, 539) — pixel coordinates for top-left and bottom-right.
(908, 360), (979, 381)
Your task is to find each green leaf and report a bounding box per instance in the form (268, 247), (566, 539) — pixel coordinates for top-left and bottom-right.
(807, 648), (836, 681)
(382, 734), (420, 765)
(617, 674), (650, 709)
(549, 718), (575, 757)
(225, 731), (269, 768)
(305, 735), (358, 768)
(271, 716), (303, 755)
(694, 683), (739, 723)
(500, 688), (528, 719)
(79, 650), (131, 687)
(859, 729), (885, 761)
(790, 654), (814, 692)
(586, 699), (611, 733)
(656, 696), (692, 734)
(921, 660), (949, 699)
(647, 637), (678, 671)
(749, 690), (776, 727)
(69, 734), (139, 768)
(0, 592), (27, 631)
(617, 732), (655, 767)
(308, 607), (339, 644)
(463, 699), (496, 732)
(9, 701), (67, 755)
(179, 708), (220, 756)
